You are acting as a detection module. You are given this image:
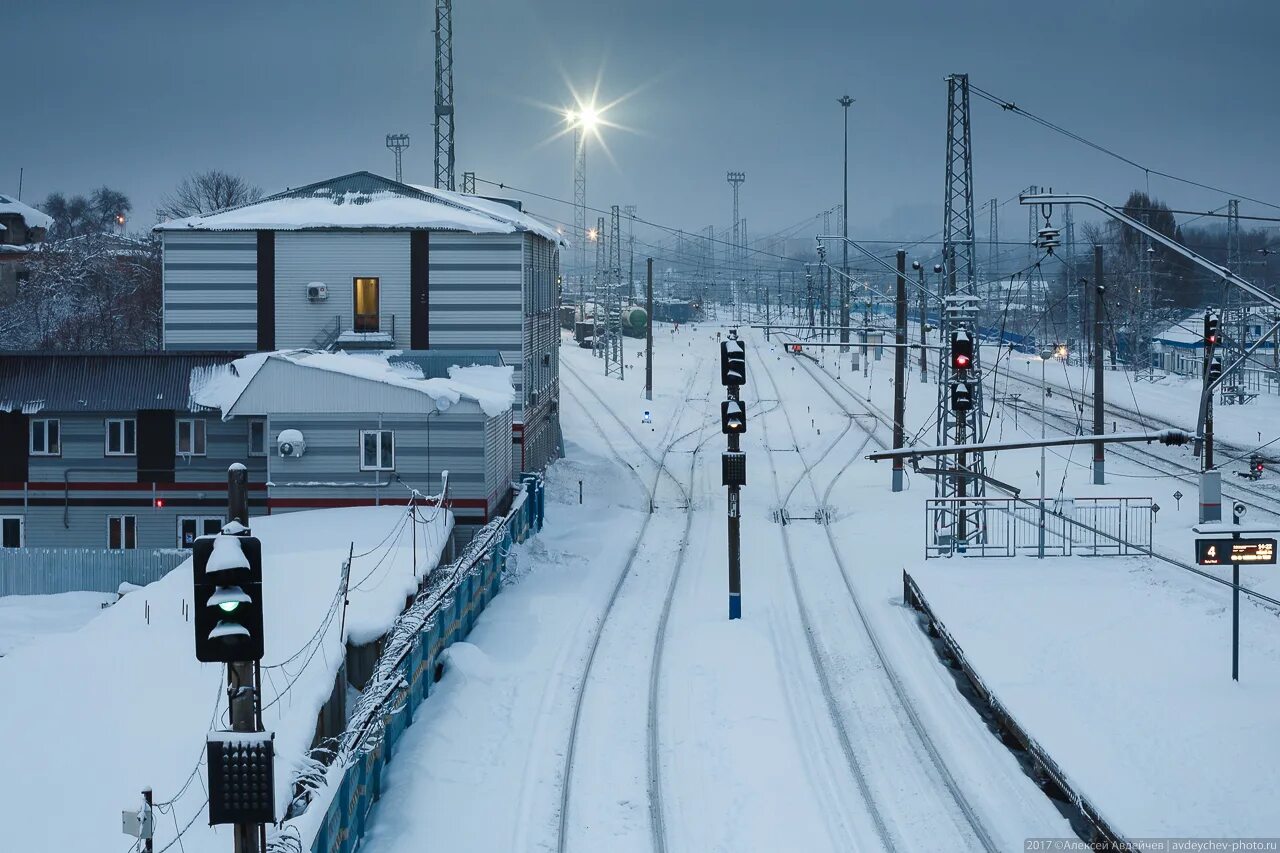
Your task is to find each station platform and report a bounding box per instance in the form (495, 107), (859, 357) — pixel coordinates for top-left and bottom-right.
(904, 558), (1280, 844)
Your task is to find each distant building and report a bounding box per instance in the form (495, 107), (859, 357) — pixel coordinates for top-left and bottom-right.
(0, 193), (52, 303)
(1149, 310), (1276, 376)
(154, 171), (563, 477)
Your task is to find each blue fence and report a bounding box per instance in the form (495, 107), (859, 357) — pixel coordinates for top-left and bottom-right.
(303, 475), (545, 853)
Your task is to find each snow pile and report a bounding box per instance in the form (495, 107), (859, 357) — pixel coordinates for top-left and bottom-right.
(445, 364), (516, 416)
(0, 591), (114, 657)
(189, 351), (269, 412)
(0, 505), (452, 853)
(155, 189), (514, 235)
(0, 192), (53, 231)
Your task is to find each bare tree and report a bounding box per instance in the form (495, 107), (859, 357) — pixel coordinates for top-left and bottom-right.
(158, 170), (263, 220)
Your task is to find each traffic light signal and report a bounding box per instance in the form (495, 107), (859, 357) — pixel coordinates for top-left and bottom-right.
(721, 400), (747, 434)
(950, 331), (973, 372)
(950, 380), (974, 412)
(1254, 455), (1265, 476)
(1208, 358), (1223, 384)
(1205, 314), (1220, 347)
(193, 533), (264, 663)
(720, 339), (746, 386)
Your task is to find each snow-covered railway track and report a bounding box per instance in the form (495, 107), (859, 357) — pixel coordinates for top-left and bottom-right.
(757, 342), (1002, 852)
(555, 360), (715, 853)
(997, 392), (1280, 520)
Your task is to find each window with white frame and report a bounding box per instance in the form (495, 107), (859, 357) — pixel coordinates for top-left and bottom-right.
(178, 516), (223, 548)
(107, 515), (137, 550)
(1, 517), (22, 548)
(29, 418), (60, 456)
(105, 418), (136, 456)
(248, 420), (267, 456)
(360, 430), (395, 471)
(176, 418), (206, 456)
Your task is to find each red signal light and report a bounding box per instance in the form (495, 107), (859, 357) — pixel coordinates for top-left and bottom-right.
(154, 498), (165, 508)
(953, 353), (971, 369)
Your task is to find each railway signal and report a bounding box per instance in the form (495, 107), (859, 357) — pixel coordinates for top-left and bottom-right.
(721, 400), (746, 434)
(192, 533), (264, 663)
(950, 330), (973, 372)
(950, 380), (973, 412)
(721, 338), (746, 386)
(1205, 313), (1220, 348)
(1208, 357), (1223, 384)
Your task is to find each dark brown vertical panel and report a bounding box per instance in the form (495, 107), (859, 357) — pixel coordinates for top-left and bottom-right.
(137, 409), (175, 484)
(0, 411), (28, 483)
(257, 230), (275, 352)
(410, 230), (429, 350)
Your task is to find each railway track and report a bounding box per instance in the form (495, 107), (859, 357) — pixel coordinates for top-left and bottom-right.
(751, 339), (1001, 853)
(555, 359), (719, 853)
(989, 379), (1280, 521)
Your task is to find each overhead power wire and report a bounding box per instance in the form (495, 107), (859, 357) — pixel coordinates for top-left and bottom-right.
(968, 80), (1280, 213)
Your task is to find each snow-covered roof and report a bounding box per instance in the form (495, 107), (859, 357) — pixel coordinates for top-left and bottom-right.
(0, 193), (53, 231)
(409, 184), (563, 244)
(154, 171), (561, 243)
(192, 349), (515, 418)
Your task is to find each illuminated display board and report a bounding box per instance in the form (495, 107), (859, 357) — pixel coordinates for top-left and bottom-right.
(1195, 538), (1277, 566)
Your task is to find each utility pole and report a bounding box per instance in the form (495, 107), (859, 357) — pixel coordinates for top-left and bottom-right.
(915, 261), (929, 382)
(893, 251), (907, 491)
(227, 464), (264, 853)
(839, 95), (854, 353)
(1093, 247), (1106, 485)
(573, 123), (588, 294)
(646, 258), (654, 401)
(727, 171), (745, 307)
(626, 205), (637, 302)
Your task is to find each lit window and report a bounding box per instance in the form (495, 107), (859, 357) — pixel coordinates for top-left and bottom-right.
(105, 418), (137, 456)
(360, 429), (395, 471)
(30, 418), (60, 456)
(1, 517), (22, 548)
(176, 418), (207, 456)
(248, 420), (267, 456)
(354, 277), (380, 332)
(108, 515), (137, 550)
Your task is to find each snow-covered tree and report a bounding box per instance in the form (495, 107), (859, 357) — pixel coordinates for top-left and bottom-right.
(158, 171), (263, 220)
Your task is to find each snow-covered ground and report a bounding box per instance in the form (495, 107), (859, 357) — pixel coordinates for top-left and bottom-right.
(0, 505), (451, 853)
(0, 591), (114, 656)
(910, 558), (1280, 838)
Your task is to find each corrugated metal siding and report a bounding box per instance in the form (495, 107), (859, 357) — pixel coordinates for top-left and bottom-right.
(228, 357), (468, 417)
(265, 411), (496, 515)
(428, 234), (524, 414)
(162, 232), (258, 350)
(29, 412), (142, 484)
(484, 408), (513, 513)
(275, 232), (411, 349)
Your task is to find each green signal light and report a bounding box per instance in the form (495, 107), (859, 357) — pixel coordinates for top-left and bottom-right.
(218, 600), (241, 613)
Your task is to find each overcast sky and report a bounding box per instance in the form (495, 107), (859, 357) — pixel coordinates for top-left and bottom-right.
(9, 0), (1280, 256)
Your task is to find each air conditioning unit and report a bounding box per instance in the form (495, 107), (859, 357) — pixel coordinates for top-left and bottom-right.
(306, 282), (328, 302)
(277, 429), (306, 458)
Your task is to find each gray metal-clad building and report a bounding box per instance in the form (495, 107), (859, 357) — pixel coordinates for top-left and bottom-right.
(0, 350), (514, 552)
(154, 171), (562, 476)
(0, 352), (264, 551)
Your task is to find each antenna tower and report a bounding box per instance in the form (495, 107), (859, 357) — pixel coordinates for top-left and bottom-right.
(937, 73), (986, 544)
(433, 0), (456, 190)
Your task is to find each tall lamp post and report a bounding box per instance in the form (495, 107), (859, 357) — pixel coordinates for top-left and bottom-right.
(839, 95), (854, 353)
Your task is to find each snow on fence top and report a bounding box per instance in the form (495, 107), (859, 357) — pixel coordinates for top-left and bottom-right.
(190, 349), (515, 418)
